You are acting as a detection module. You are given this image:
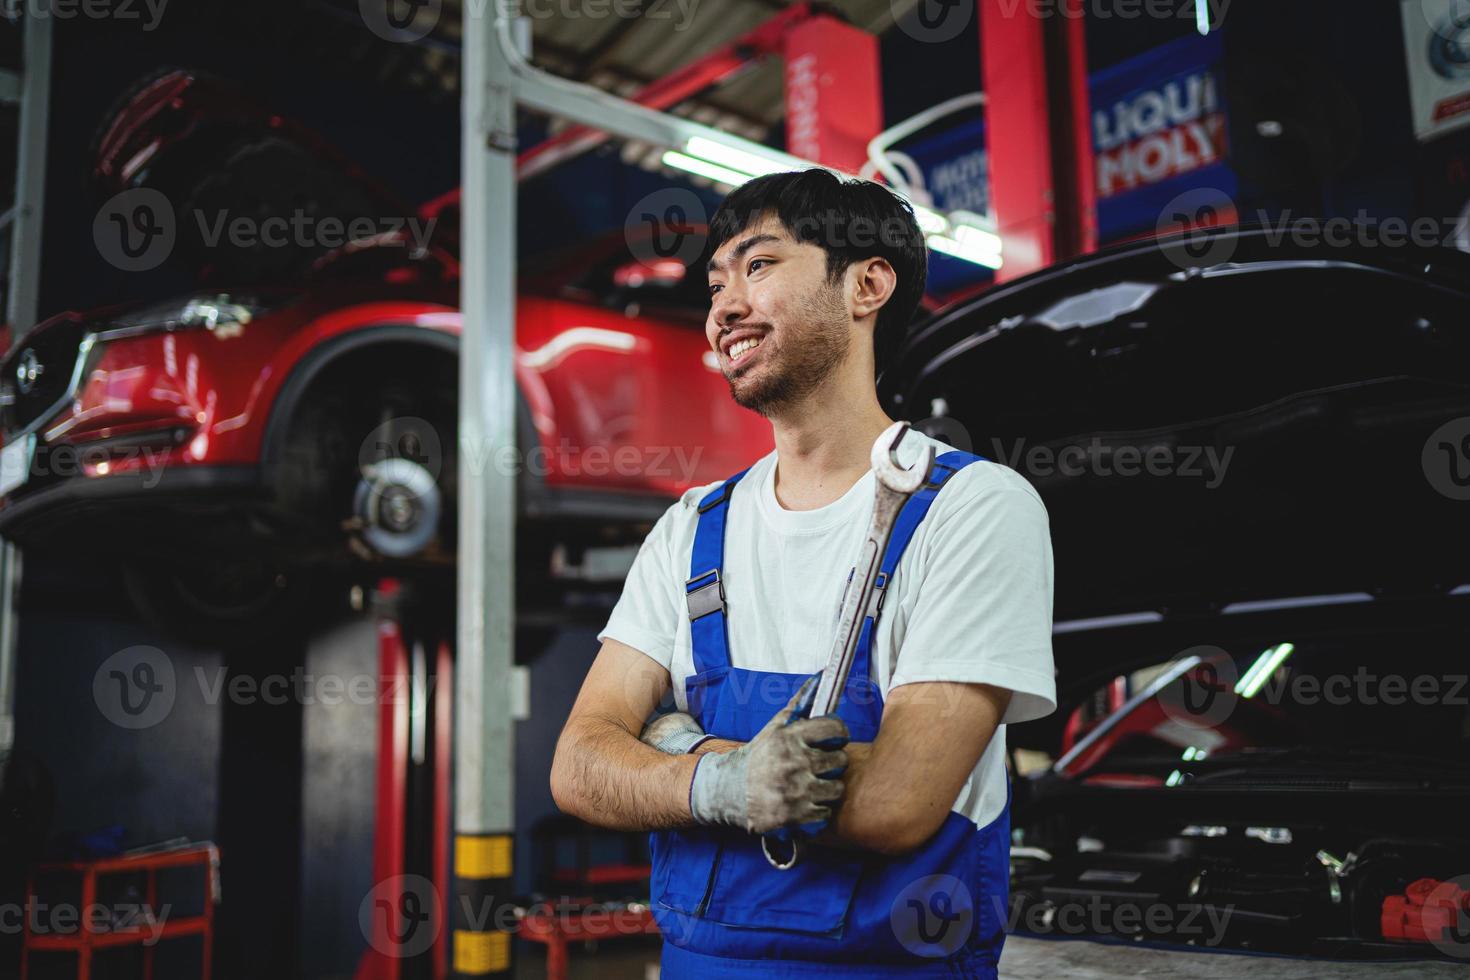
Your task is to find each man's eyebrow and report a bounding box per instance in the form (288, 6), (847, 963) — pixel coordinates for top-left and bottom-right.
(706, 233), (783, 273)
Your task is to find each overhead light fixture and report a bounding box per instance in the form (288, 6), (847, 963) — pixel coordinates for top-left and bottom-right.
(662, 138), (1005, 270)
(660, 150), (754, 188)
(1235, 642), (1296, 699)
(683, 137), (792, 178)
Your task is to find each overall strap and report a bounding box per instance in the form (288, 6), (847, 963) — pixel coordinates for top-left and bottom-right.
(849, 449), (987, 684)
(686, 469), (750, 675)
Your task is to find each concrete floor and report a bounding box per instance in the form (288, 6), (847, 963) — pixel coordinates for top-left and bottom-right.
(510, 937), (1468, 979)
(997, 936), (1469, 978)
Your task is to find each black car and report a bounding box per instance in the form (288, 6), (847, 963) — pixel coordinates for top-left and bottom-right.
(887, 226), (1470, 965)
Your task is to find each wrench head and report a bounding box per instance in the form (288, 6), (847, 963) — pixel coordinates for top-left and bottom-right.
(870, 420), (935, 494)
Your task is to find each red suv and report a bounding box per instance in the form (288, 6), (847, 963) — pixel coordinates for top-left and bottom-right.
(0, 70), (770, 637)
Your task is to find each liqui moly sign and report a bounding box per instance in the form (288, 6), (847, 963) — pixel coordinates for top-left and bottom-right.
(1090, 32), (1236, 239)
(1095, 71), (1226, 196)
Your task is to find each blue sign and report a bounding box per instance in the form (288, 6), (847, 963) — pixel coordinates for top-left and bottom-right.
(1090, 31), (1236, 241)
(904, 115), (994, 295)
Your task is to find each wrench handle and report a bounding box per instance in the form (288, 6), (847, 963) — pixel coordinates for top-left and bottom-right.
(764, 672), (845, 868)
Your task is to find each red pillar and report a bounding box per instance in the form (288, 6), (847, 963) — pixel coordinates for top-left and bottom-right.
(784, 15), (883, 174)
(980, 1), (1096, 280)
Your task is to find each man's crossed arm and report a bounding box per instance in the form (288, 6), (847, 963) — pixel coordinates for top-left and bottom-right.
(550, 638), (1011, 856)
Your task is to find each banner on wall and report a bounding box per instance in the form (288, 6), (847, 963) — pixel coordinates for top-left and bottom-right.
(1089, 31), (1235, 240)
(1402, 0), (1470, 142)
(902, 115), (994, 295)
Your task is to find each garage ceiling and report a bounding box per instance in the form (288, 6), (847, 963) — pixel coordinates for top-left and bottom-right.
(306, 0), (915, 132)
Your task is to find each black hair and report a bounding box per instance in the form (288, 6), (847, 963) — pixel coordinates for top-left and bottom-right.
(704, 169), (928, 371)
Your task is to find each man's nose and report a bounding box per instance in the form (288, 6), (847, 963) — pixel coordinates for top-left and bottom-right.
(712, 282), (751, 326)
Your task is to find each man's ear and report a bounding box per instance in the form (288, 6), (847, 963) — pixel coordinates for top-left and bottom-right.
(851, 257), (898, 321)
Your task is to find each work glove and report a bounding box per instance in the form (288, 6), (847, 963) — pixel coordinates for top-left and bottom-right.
(689, 677), (849, 835)
(640, 711), (709, 755)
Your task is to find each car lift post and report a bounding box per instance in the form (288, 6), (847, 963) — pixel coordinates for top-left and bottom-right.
(454, 10), (522, 979)
(456, 9), (833, 978)
(0, 10), (53, 759)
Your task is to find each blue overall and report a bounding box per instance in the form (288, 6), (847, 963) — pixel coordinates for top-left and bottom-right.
(651, 451), (1012, 978)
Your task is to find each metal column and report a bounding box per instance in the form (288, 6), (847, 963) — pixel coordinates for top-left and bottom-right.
(453, 6), (519, 978)
(979, 0), (1094, 280)
(0, 11), (54, 754)
(451, 10), (871, 976)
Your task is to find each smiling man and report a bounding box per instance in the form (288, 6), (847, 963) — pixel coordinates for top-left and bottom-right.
(550, 169), (1056, 978)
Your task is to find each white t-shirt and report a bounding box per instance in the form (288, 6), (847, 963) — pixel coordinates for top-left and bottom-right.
(598, 431), (1057, 830)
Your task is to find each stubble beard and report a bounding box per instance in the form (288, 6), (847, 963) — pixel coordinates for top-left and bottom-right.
(727, 281), (851, 418)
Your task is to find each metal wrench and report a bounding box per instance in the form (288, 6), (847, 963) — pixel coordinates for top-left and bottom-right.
(762, 421), (936, 869)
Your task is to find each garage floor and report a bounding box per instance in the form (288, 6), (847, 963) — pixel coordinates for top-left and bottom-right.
(508, 936), (1467, 978)
(997, 936), (1469, 978)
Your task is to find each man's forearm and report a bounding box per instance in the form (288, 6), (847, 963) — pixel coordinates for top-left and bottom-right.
(550, 714), (701, 831)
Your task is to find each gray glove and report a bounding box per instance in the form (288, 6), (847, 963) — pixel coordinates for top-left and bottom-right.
(640, 711), (709, 755)
(689, 678), (849, 835)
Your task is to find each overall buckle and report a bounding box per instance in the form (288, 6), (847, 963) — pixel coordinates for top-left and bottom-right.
(866, 571), (890, 620)
(685, 568), (726, 621)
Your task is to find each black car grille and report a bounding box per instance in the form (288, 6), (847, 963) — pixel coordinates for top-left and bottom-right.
(2, 316), (89, 436)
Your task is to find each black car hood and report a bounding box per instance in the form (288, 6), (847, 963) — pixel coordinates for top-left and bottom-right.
(884, 227), (1470, 629)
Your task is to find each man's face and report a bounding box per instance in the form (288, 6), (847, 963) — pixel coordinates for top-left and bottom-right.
(704, 214), (852, 416)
